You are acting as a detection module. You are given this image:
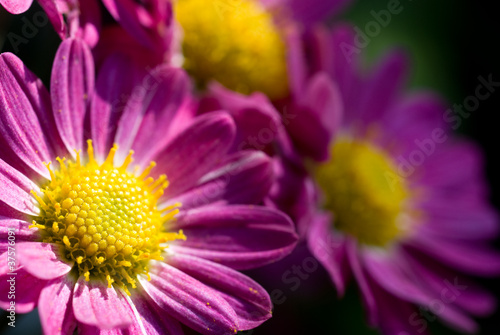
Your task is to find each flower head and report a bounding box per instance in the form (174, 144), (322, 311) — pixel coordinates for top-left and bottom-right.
(0, 38), (298, 334)
(172, 0), (351, 101)
(300, 25), (500, 334)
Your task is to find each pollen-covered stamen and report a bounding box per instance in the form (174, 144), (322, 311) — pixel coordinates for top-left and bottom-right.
(30, 141), (185, 294)
(316, 138), (414, 247)
(174, 0), (289, 100)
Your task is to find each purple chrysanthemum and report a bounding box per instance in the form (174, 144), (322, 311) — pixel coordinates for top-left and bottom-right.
(0, 38), (298, 334)
(302, 25), (500, 334)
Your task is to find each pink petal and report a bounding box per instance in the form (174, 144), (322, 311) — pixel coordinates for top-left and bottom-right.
(90, 53), (146, 161)
(167, 253), (272, 330)
(0, 0), (33, 13)
(347, 239), (377, 326)
(73, 277), (133, 329)
(284, 26), (307, 97)
(114, 65), (188, 167)
(153, 111), (236, 198)
(288, 73), (342, 161)
(363, 250), (479, 333)
(205, 82), (282, 152)
(403, 249), (497, 317)
(307, 213), (350, 296)
(39, 276), (77, 334)
(78, 290), (184, 335)
(330, 23), (362, 123)
(0, 218), (38, 253)
(0, 252), (46, 313)
(73, 0), (102, 47)
(358, 50), (409, 125)
(169, 205), (298, 270)
(38, 0), (66, 39)
(128, 292), (184, 335)
(368, 280), (431, 335)
(51, 38), (94, 154)
(17, 242), (72, 280)
(0, 52), (63, 179)
(0, 159), (39, 216)
(287, 0), (352, 25)
(141, 261), (239, 335)
(407, 234), (500, 276)
(168, 151), (273, 210)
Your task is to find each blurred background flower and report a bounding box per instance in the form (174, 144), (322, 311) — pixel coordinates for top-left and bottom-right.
(1, 0), (499, 334)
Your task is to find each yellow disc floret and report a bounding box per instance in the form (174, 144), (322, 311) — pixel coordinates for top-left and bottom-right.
(174, 0), (289, 100)
(30, 140), (185, 294)
(316, 138), (412, 247)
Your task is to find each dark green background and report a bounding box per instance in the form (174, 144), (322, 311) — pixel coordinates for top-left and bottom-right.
(1, 0), (499, 334)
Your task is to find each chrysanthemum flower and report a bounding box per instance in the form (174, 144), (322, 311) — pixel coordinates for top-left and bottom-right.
(301, 25), (500, 334)
(172, 0), (351, 101)
(0, 38), (298, 334)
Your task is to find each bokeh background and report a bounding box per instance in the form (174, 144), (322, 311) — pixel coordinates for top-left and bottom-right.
(1, 0), (499, 334)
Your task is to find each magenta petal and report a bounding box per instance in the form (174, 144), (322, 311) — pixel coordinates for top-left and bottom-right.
(307, 213), (350, 296)
(288, 0), (352, 25)
(154, 111), (236, 198)
(90, 53), (146, 161)
(347, 239), (377, 326)
(288, 73), (342, 161)
(368, 281), (431, 335)
(141, 261), (239, 335)
(418, 202), (498, 240)
(285, 26), (307, 96)
(384, 93), (447, 146)
(39, 276), (77, 335)
(170, 151), (273, 210)
(403, 250), (497, 317)
(0, 0), (32, 13)
(101, 0), (155, 48)
(74, 0), (102, 48)
(363, 251), (479, 333)
(331, 24), (362, 123)
(167, 254), (272, 330)
(0, 218), (38, 253)
(37, 0), (66, 39)
(115, 66), (189, 166)
(51, 38), (95, 154)
(0, 52), (63, 179)
(206, 83), (282, 152)
(0, 252), (46, 313)
(78, 289), (184, 335)
(170, 205), (298, 270)
(418, 140), (484, 188)
(128, 292), (184, 335)
(358, 50), (409, 125)
(407, 234), (500, 276)
(0, 159), (39, 216)
(17, 242), (72, 280)
(73, 277), (133, 329)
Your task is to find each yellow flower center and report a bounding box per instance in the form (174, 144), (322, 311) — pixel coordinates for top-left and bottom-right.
(316, 138), (412, 247)
(174, 0), (289, 100)
(30, 141), (185, 294)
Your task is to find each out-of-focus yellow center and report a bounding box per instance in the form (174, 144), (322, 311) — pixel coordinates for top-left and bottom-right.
(316, 138), (411, 247)
(31, 141), (185, 294)
(174, 0), (289, 100)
